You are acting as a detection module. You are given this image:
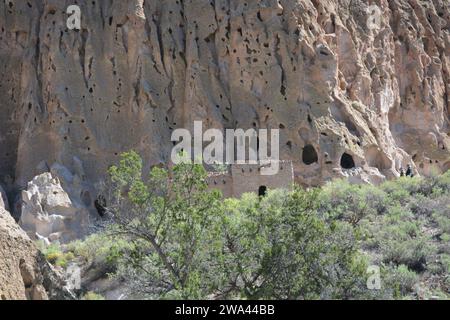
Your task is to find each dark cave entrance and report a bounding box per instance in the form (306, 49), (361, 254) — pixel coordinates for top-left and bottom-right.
(340, 153), (355, 169)
(258, 186), (267, 197)
(302, 144), (318, 165)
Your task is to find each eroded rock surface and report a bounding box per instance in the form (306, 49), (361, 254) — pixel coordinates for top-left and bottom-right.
(19, 163), (91, 243)
(0, 207), (74, 300)
(0, 184), (8, 212)
(0, 0), (448, 191)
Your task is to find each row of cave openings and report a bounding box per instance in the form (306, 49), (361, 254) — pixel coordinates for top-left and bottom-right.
(302, 144), (355, 169)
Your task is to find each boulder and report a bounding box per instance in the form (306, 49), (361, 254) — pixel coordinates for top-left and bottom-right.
(19, 166), (91, 243)
(0, 184), (8, 211)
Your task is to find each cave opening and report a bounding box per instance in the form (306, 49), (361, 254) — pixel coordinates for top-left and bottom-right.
(340, 153), (355, 169)
(258, 186), (267, 197)
(94, 195), (107, 217)
(302, 144), (318, 165)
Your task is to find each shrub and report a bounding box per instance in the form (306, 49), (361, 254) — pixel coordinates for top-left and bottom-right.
(220, 188), (367, 299)
(435, 171), (450, 193)
(37, 242), (74, 268)
(435, 214), (450, 234)
(382, 173), (450, 200)
(81, 292), (105, 300)
(66, 232), (131, 272)
(380, 178), (417, 205)
(408, 194), (436, 217)
(381, 237), (432, 272)
(317, 181), (383, 224)
(376, 213), (435, 272)
(441, 254), (450, 274)
(384, 265), (419, 298)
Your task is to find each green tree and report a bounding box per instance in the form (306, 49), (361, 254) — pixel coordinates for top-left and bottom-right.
(218, 188), (367, 299)
(106, 151), (224, 299)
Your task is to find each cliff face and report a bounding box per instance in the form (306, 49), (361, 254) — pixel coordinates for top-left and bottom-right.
(0, 0), (449, 192)
(0, 207), (73, 300)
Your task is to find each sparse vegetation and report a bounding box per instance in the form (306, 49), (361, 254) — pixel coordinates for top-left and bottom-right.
(65, 233), (131, 273)
(320, 174), (450, 299)
(37, 241), (74, 269)
(60, 152), (450, 300)
(81, 292), (105, 300)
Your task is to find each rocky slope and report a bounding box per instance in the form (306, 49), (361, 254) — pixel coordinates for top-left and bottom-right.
(0, 205), (73, 299)
(0, 0), (449, 196)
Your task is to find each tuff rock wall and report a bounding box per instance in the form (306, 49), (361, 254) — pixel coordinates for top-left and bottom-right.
(0, 0), (449, 194)
(0, 206), (73, 299)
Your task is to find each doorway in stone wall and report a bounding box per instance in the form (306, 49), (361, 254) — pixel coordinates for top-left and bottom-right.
(258, 185), (267, 197)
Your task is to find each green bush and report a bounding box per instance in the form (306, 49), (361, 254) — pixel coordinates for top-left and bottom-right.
(384, 265), (419, 298)
(66, 232), (131, 272)
(37, 242), (74, 268)
(317, 181), (384, 224)
(217, 188), (369, 299)
(441, 254), (450, 274)
(381, 237), (432, 272)
(81, 292), (105, 300)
